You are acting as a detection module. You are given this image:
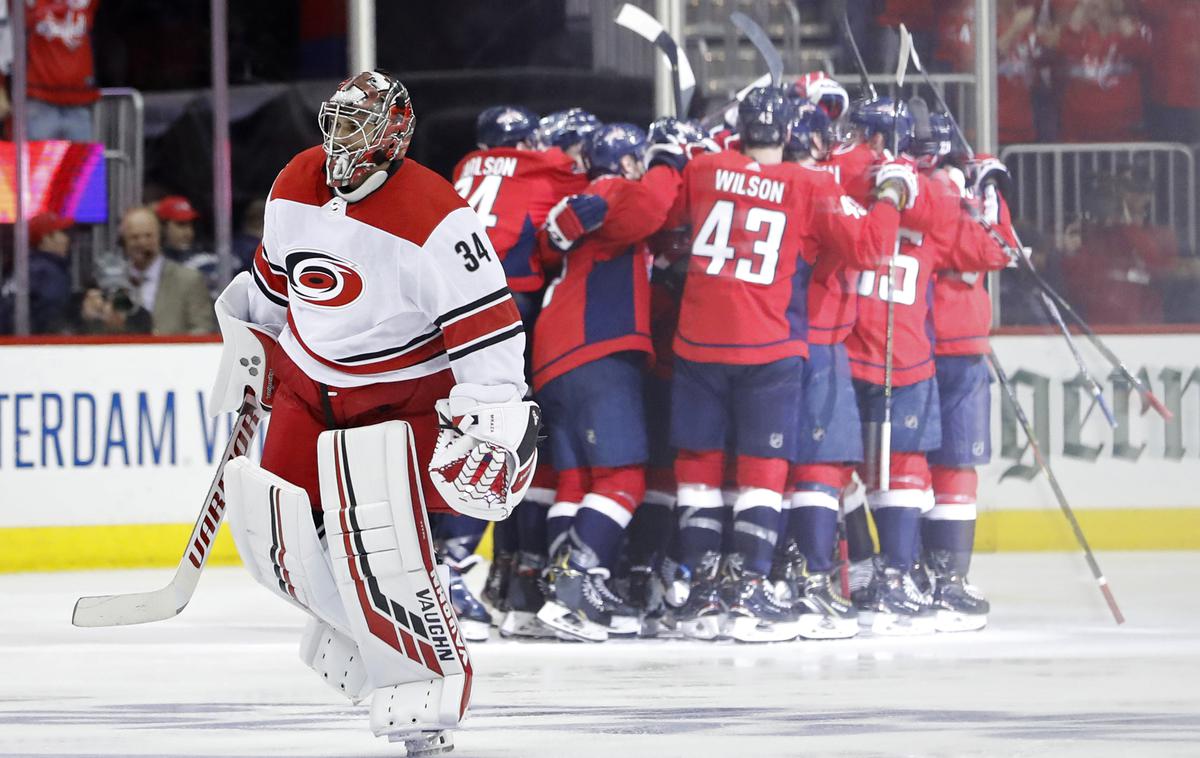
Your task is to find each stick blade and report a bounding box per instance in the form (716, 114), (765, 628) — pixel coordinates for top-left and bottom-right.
(72, 588), (184, 627)
(614, 3), (662, 41)
(896, 24), (912, 89)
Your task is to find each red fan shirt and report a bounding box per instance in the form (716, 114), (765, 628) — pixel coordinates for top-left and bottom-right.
(25, 0), (99, 106)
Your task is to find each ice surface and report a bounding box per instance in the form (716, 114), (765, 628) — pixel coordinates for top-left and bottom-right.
(3, 552), (1199, 757)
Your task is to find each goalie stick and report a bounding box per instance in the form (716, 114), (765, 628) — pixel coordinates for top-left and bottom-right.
(72, 388), (265, 627)
(615, 3), (696, 118)
(729, 11), (784, 87)
(987, 351), (1125, 625)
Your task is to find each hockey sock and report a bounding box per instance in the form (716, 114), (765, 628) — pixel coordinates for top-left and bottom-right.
(515, 501), (549, 558)
(626, 490), (674, 567)
(568, 493), (634, 571)
(869, 488), (926, 571)
(788, 492), (839, 573)
(547, 467), (588, 558)
(732, 488), (784, 576)
(676, 484), (725, 569)
(926, 466), (979, 574)
(434, 514), (488, 564)
(789, 464), (851, 573)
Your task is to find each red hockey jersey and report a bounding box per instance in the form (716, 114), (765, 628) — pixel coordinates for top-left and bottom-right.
(451, 146), (587, 292)
(530, 165), (681, 390)
(26, 0), (100, 106)
(932, 173), (1016, 356)
(668, 150), (899, 365)
(828, 142), (880, 207)
(847, 170), (1009, 386)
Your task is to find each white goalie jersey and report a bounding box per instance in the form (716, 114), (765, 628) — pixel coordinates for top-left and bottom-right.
(247, 145), (527, 395)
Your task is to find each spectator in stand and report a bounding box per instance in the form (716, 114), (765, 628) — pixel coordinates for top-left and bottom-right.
(72, 281), (151, 335)
(1138, 0), (1200, 143)
(934, 0), (1045, 143)
(7, 0), (101, 141)
(27, 212), (74, 333)
(154, 194), (220, 298)
(1061, 169), (1199, 324)
(1047, 0), (1152, 143)
(874, 0), (937, 73)
(231, 198), (266, 274)
(119, 206), (215, 335)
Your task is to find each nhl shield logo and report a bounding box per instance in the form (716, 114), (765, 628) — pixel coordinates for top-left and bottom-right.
(904, 415), (919, 430)
(972, 441), (985, 457)
(812, 427), (826, 442)
(769, 433), (784, 449)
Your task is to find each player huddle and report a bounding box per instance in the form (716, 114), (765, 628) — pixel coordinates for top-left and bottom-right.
(441, 72), (1019, 645)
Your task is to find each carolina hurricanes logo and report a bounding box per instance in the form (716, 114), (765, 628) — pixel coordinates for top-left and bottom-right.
(285, 251), (364, 308)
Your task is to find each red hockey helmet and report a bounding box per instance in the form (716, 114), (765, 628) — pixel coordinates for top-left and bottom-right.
(318, 70), (415, 189)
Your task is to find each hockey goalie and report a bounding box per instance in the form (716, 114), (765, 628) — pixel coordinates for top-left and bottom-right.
(212, 70), (539, 755)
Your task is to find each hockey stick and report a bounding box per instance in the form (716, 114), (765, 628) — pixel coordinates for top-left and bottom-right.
(730, 11), (784, 87)
(909, 35), (1121, 426)
(987, 351), (1125, 625)
(838, 4), (877, 100)
(878, 25), (911, 491)
(615, 4), (696, 118)
(72, 389), (265, 627)
(699, 73), (772, 131)
(968, 207), (1172, 421)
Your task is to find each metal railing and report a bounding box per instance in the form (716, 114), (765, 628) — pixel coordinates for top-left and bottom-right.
(90, 88), (144, 262)
(998, 143), (1198, 255)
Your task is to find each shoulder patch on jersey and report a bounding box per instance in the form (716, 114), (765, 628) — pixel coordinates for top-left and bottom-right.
(269, 146), (330, 206)
(345, 159), (469, 247)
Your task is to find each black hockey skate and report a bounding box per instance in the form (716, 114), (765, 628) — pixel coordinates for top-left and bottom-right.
(499, 552), (555, 639)
(536, 552), (611, 642)
(626, 564), (676, 637)
(589, 568), (640, 637)
(927, 549), (989, 632)
(676, 551), (724, 641)
(722, 554), (800, 643)
(848, 555), (882, 612)
(794, 571), (859, 640)
(481, 550), (513, 623)
(865, 566), (937, 636)
(445, 562), (490, 642)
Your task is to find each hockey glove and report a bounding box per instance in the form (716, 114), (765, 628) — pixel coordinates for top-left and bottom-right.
(545, 194), (608, 252)
(874, 160), (919, 210)
(969, 156), (1012, 201)
(645, 116), (720, 172)
(428, 385), (542, 522)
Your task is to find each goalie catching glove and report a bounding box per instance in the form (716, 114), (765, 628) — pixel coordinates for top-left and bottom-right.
(428, 384), (542, 521)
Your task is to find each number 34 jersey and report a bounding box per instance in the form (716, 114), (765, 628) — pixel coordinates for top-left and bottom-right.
(248, 146), (526, 393)
(668, 149), (900, 366)
(846, 170), (1010, 387)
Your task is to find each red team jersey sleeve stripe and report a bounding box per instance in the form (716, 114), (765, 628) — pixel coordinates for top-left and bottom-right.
(252, 244), (289, 306)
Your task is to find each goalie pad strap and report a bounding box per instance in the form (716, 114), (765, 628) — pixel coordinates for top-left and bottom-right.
(319, 421), (472, 723)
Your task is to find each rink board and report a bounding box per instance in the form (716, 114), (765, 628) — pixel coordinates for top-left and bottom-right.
(1, 334), (1199, 570)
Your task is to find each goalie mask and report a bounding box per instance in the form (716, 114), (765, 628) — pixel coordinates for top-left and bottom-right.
(318, 70), (415, 189)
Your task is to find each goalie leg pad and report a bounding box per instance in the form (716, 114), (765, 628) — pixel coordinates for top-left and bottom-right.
(318, 421), (472, 733)
(299, 616), (373, 703)
(224, 456), (349, 631)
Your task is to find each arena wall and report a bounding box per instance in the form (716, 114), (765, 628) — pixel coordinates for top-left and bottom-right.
(1, 333), (1197, 571)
